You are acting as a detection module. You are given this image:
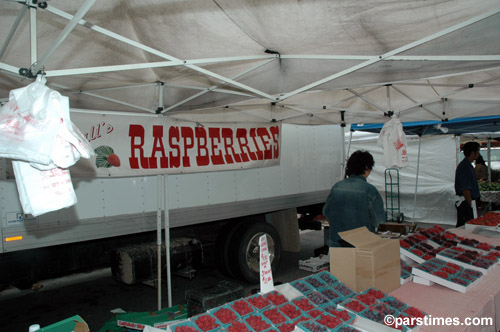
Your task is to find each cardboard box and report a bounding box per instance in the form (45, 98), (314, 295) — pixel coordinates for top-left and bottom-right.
(329, 227), (401, 293)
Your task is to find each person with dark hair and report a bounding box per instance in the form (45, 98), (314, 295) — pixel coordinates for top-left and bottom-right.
(455, 141), (481, 227)
(474, 154), (488, 182)
(322, 150), (385, 247)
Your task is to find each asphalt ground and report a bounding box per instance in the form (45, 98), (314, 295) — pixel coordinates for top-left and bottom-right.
(0, 229), (325, 332)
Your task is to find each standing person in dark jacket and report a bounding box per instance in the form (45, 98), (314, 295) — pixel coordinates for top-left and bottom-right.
(323, 150), (385, 247)
(455, 141), (481, 227)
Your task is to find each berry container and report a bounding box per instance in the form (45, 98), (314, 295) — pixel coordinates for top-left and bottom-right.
(332, 323), (362, 332)
(318, 287), (343, 304)
(191, 313), (221, 332)
(290, 280), (312, 294)
(278, 302), (303, 320)
(305, 290), (330, 307)
(230, 299), (255, 317)
(276, 321), (295, 332)
(315, 312), (343, 330)
(314, 271), (339, 286)
(170, 320), (203, 332)
(303, 275), (327, 289)
(226, 320), (253, 332)
(292, 297), (316, 312)
(209, 305), (239, 326)
(244, 313), (273, 332)
(296, 320), (328, 332)
(265, 290), (289, 306)
(247, 293), (273, 311)
(262, 307), (287, 325)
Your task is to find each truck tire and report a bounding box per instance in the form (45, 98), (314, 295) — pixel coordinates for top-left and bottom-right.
(227, 221), (282, 284)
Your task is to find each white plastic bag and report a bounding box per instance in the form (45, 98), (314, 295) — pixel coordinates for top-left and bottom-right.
(377, 117), (409, 168)
(12, 160), (77, 217)
(0, 78), (60, 164)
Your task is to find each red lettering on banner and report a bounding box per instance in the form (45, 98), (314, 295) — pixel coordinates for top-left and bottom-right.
(181, 127), (194, 167)
(127, 124), (279, 170)
(169, 127), (181, 168)
(257, 128), (273, 160)
(209, 128), (224, 165)
(222, 128), (241, 164)
(250, 128), (263, 160)
(196, 127), (210, 166)
(129, 124), (149, 169)
(150, 125), (168, 168)
(270, 126), (280, 159)
(236, 128), (253, 162)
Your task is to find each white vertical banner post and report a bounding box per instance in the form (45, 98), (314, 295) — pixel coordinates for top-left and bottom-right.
(156, 174), (162, 311)
(164, 175), (172, 306)
(259, 234), (274, 294)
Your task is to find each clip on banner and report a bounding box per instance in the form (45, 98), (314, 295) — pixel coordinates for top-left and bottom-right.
(259, 234), (275, 294)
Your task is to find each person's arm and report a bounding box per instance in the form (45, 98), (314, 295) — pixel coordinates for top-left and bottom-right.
(462, 189), (473, 206)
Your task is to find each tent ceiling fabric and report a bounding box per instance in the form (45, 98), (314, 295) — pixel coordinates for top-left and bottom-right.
(1, 0), (500, 124)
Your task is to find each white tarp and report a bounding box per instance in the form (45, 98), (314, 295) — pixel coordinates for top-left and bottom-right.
(348, 133), (458, 225)
(1, 1), (500, 125)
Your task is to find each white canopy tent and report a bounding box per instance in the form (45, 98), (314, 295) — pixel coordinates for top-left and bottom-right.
(2, 0), (500, 309)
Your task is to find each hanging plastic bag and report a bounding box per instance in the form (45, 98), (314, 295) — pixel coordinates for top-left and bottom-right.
(12, 160), (77, 217)
(377, 117), (409, 168)
(0, 76), (60, 165)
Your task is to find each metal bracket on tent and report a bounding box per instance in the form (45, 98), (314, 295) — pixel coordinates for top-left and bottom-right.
(35, 1), (48, 9)
(19, 63), (45, 79)
(384, 111), (394, 117)
(340, 110), (346, 127)
(156, 107), (164, 114)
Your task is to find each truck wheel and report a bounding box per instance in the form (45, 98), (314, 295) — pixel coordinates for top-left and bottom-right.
(228, 221), (281, 284)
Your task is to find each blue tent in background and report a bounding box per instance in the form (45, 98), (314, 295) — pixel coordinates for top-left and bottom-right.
(351, 115), (500, 137)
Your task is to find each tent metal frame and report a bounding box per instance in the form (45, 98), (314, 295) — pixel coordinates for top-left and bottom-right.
(1, 2), (500, 119)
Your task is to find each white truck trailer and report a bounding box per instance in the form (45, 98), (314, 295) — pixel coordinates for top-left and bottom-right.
(0, 113), (342, 289)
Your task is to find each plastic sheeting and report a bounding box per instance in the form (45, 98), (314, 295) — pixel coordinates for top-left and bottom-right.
(348, 134), (458, 225)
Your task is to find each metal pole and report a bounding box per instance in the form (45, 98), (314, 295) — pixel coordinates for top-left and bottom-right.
(413, 135), (422, 220)
(32, 0), (97, 74)
(156, 175), (162, 311)
(340, 125), (346, 179)
(29, 1), (37, 66)
(164, 175), (172, 307)
(487, 138), (492, 183)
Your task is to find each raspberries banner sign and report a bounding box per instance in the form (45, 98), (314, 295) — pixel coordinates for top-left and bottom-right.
(70, 113), (281, 177)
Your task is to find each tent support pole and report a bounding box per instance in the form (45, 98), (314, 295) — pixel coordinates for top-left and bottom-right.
(156, 175), (163, 311)
(29, 1), (37, 65)
(164, 175), (172, 307)
(340, 126), (346, 179)
(413, 135), (422, 220)
(487, 138), (492, 183)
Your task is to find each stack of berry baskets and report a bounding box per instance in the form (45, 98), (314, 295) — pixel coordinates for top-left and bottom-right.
(436, 248), (494, 275)
(209, 304), (239, 327)
(243, 313), (273, 332)
(412, 257), (484, 293)
(169, 320), (203, 332)
(400, 260), (413, 284)
(190, 312), (221, 332)
(247, 293), (273, 311)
